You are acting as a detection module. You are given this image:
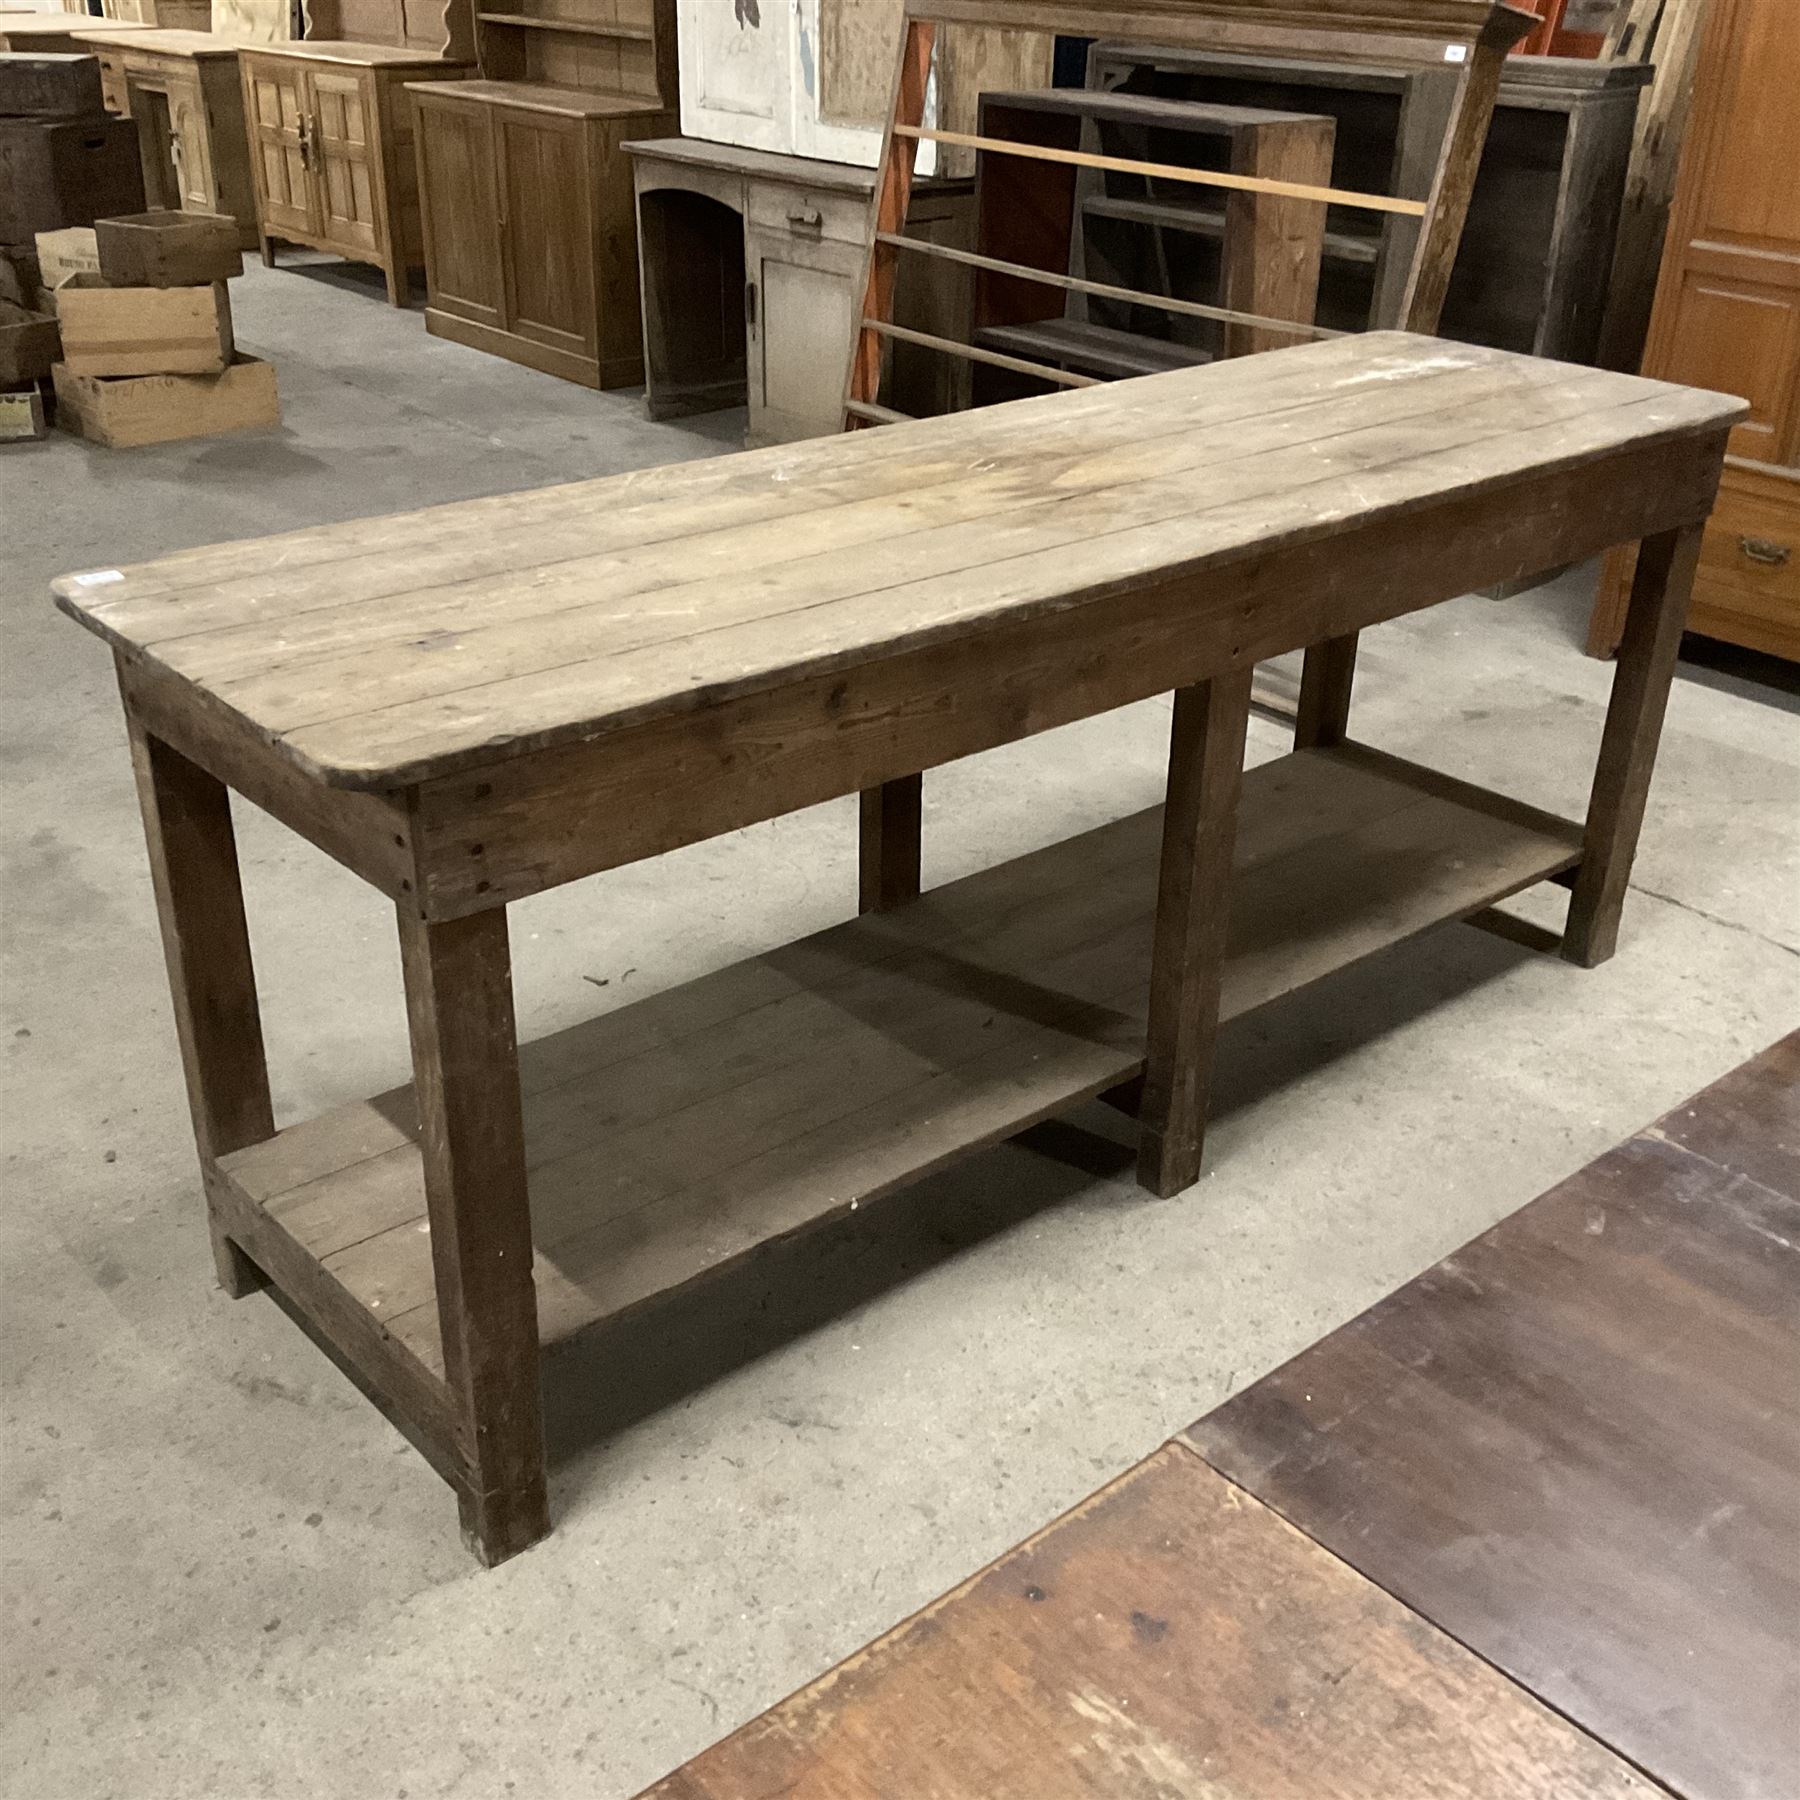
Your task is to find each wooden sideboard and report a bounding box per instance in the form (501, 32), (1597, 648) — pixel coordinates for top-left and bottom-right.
(1589, 0), (1799, 662)
(74, 27), (257, 247)
(627, 136), (972, 443)
(410, 0), (675, 384)
(239, 0), (472, 305)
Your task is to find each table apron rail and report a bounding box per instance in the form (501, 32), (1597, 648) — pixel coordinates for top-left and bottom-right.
(404, 428), (1725, 919)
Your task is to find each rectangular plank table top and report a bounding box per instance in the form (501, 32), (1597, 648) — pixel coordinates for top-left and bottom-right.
(1187, 1033), (1800, 1800)
(52, 332), (1743, 793)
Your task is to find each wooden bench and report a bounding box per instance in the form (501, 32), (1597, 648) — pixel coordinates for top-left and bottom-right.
(53, 329), (1742, 1564)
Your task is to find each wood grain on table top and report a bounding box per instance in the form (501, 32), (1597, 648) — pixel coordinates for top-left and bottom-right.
(54, 333), (1743, 790)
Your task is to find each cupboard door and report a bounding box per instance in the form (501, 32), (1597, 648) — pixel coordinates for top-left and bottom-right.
(496, 109), (595, 359)
(169, 79), (215, 211)
(417, 99), (505, 329)
(746, 225), (860, 444)
(310, 68), (382, 256)
(1642, 0), (1799, 468)
(244, 57), (314, 239)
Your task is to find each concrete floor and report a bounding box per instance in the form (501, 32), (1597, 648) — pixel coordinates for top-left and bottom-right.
(4, 259), (1797, 1800)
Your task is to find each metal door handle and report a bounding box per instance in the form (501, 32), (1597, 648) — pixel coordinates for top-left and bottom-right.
(1741, 536), (1790, 567)
(786, 204), (822, 231)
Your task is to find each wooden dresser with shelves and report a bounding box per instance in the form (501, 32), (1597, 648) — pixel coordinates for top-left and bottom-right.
(237, 0), (474, 305)
(73, 27), (258, 247)
(409, 0), (675, 386)
(1589, 0), (1798, 663)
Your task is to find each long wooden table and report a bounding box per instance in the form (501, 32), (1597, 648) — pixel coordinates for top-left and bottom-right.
(54, 331), (1743, 1563)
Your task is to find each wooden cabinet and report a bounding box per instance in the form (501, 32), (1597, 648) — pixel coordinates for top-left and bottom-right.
(414, 83), (665, 386)
(411, 0), (675, 384)
(1590, 0), (1799, 661)
(675, 0), (1048, 173)
(239, 44), (469, 305)
(629, 136), (972, 445)
(73, 28), (258, 248)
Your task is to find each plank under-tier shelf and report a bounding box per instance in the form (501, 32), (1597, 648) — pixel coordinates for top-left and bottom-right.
(1084, 192), (1383, 265)
(217, 745), (1580, 1379)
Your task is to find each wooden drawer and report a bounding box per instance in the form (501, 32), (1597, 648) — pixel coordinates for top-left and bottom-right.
(1690, 466), (1800, 659)
(747, 181), (870, 249)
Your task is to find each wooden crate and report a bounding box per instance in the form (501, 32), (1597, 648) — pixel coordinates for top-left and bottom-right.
(53, 352), (277, 447)
(32, 226), (100, 290)
(96, 210), (244, 287)
(54, 276), (232, 376)
(0, 51), (105, 117)
(0, 386), (49, 441)
(0, 115), (143, 240)
(0, 299), (61, 385)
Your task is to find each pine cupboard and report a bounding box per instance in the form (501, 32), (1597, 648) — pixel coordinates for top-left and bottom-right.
(1589, 0), (1799, 661)
(237, 0), (474, 306)
(72, 28), (258, 248)
(409, 0), (676, 384)
(412, 83), (669, 387)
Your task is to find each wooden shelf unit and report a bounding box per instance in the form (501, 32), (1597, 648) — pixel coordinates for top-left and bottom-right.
(236, 0), (475, 305)
(410, 0), (676, 384)
(213, 743), (1581, 1376)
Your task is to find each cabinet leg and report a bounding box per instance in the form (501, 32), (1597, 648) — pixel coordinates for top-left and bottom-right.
(1294, 633), (1358, 748)
(260, 235), (276, 270)
(1563, 524), (1703, 968)
(858, 774), (923, 914)
(1137, 669), (1253, 1198)
(398, 904), (549, 1565)
(124, 704), (274, 1297)
(384, 260), (409, 308)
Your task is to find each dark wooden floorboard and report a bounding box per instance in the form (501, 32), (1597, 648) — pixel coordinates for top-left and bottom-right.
(1186, 1032), (1800, 1800)
(637, 1445), (1661, 1800)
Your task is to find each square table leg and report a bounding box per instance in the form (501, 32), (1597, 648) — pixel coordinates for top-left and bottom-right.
(858, 774), (923, 914)
(125, 711), (274, 1298)
(1294, 635), (1358, 749)
(1563, 522), (1705, 968)
(1137, 669), (1254, 1199)
(397, 905), (550, 1564)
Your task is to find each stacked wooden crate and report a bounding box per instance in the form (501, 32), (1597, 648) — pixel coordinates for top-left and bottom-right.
(47, 208), (280, 446)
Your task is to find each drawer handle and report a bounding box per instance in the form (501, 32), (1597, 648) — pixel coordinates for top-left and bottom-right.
(786, 204), (823, 231)
(1740, 536), (1790, 567)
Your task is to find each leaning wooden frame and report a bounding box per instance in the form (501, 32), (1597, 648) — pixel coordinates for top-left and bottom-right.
(839, 0), (1538, 914)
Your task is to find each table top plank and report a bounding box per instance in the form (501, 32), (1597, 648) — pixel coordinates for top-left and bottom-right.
(54, 333), (1743, 790)
(1186, 1033), (1800, 1800)
(638, 1444), (1661, 1800)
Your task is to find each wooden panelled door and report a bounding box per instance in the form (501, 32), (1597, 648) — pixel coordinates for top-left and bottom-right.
(496, 110), (595, 360)
(415, 99), (504, 331)
(246, 60), (315, 241)
(310, 69), (382, 256)
(1642, 0), (1799, 469)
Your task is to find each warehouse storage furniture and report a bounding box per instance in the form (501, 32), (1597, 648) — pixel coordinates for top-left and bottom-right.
(238, 0), (474, 306)
(73, 28), (258, 246)
(57, 332), (1740, 1563)
(409, 0), (674, 383)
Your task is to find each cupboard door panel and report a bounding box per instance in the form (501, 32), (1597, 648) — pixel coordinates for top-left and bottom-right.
(417, 100), (504, 328)
(1663, 273), (1800, 464)
(748, 231), (859, 444)
(496, 111), (594, 357)
(245, 61), (314, 239)
(311, 69), (381, 255)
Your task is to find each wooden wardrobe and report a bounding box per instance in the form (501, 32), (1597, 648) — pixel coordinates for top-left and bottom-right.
(1589, 0), (1799, 661)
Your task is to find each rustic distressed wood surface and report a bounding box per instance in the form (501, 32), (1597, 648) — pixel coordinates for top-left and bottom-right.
(215, 742), (1581, 1374)
(1187, 1033), (1800, 1800)
(637, 1443), (1663, 1799)
(55, 332), (1742, 792)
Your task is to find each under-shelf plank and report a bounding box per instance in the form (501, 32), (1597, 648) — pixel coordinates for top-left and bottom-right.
(1084, 191), (1383, 265)
(218, 747), (1581, 1376)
